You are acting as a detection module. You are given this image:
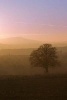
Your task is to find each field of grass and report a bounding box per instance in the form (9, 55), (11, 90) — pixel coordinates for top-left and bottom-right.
(0, 49), (67, 99)
(0, 75), (67, 100)
(0, 53), (67, 75)
(0, 55), (44, 75)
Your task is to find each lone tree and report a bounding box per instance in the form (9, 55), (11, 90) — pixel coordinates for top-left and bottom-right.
(30, 44), (59, 73)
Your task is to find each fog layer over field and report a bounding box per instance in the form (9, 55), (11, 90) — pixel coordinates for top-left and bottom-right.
(0, 46), (67, 75)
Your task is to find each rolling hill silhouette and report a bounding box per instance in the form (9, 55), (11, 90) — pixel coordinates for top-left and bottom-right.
(0, 37), (67, 49)
(0, 37), (42, 49)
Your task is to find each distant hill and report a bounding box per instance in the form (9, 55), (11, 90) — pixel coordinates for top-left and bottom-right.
(0, 37), (39, 44)
(0, 37), (42, 49)
(0, 37), (67, 50)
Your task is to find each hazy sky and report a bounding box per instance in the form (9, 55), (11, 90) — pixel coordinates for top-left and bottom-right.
(0, 0), (67, 42)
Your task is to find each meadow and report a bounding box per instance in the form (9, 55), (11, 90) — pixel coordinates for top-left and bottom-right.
(0, 48), (67, 99)
(0, 75), (67, 99)
(0, 47), (67, 75)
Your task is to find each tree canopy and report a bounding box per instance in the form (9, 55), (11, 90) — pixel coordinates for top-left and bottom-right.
(30, 44), (59, 73)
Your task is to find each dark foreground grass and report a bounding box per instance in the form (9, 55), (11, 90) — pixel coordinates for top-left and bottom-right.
(0, 75), (67, 100)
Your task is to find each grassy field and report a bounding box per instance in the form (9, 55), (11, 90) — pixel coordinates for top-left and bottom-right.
(0, 55), (44, 75)
(0, 54), (67, 75)
(0, 75), (67, 100)
(0, 49), (67, 99)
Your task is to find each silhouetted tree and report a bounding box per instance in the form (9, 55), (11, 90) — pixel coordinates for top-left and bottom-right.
(30, 44), (59, 73)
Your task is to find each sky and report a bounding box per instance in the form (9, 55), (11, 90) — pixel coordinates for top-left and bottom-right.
(0, 0), (67, 42)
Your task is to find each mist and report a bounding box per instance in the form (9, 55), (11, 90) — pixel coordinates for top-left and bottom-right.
(0, 39), (67, 76)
